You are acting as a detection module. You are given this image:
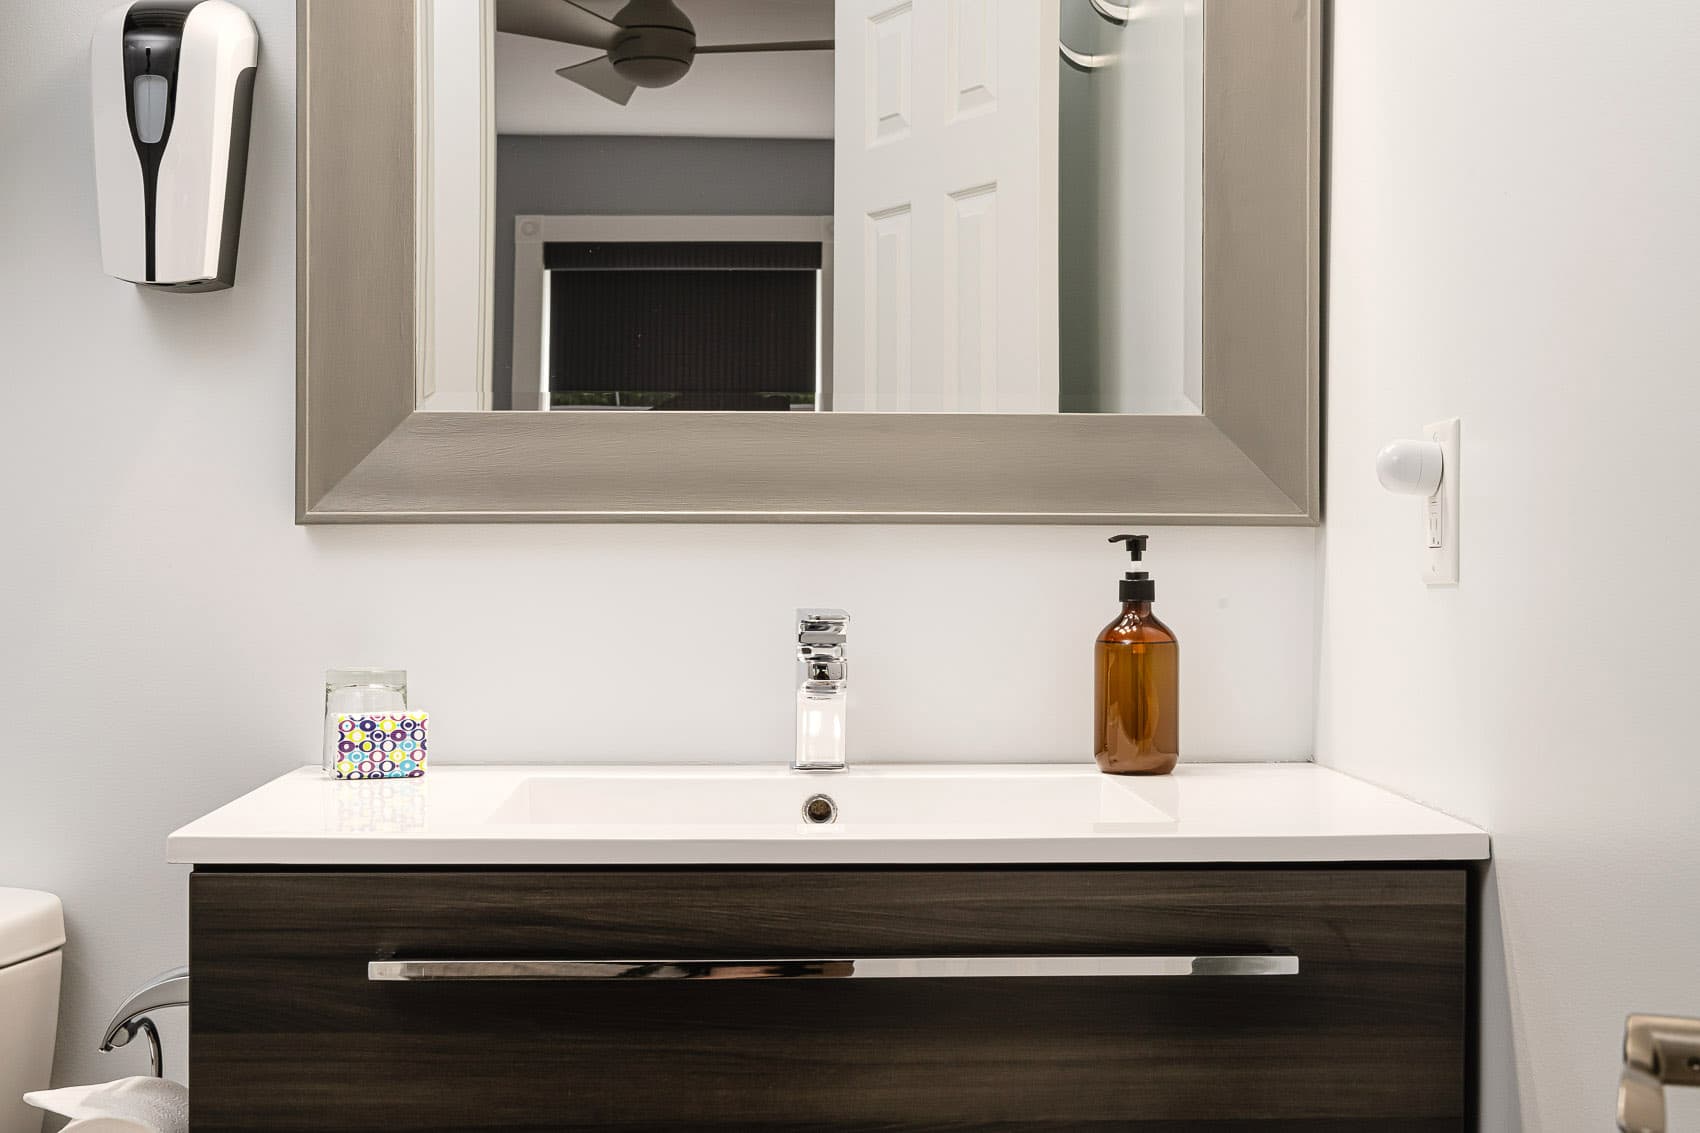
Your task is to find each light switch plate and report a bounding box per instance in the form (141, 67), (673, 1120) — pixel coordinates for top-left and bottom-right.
(1422, 418), (1460, 586)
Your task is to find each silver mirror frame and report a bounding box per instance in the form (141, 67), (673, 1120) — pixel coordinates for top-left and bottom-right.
(297, 0), (1323, 524)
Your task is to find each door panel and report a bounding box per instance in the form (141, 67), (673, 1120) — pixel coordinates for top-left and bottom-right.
(834, 0), (1060, 412)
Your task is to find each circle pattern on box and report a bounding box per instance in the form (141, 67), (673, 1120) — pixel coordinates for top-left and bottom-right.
(331, 712), (427, 780)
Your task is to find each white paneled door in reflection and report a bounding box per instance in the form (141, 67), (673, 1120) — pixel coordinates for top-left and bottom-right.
(832, 0), (1060, 412)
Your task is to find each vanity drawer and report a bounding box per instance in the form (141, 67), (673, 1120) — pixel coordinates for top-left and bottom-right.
(190, 867), (1466, 1132)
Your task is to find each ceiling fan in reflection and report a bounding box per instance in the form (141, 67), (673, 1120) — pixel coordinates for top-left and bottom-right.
(497, 0), (834, 106)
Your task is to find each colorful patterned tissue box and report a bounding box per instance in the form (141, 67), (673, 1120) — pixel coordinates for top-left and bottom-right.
(331, 712), (428, 779)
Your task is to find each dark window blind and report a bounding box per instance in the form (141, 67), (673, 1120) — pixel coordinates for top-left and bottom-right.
(546, 241), (820, 397)
(544, 241), (822, 272)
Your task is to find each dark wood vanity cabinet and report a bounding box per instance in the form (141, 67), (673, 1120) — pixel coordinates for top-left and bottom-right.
(189, 866), (1468, 1132)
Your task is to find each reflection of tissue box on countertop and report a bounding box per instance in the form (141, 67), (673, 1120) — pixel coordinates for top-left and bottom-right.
(331, 712), (428, 779)
(330, 776), (427, 833)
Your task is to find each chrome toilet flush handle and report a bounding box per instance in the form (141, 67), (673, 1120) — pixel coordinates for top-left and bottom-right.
(100, 966), (190, 1079)
(1620, 1014), (1700, 1132)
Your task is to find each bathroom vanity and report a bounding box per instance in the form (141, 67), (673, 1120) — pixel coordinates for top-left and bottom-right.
(172, 764), (1487, 1131)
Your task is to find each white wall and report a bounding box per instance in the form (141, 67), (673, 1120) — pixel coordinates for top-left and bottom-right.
(421, 0), (493, 412)
(0, 0), (1316, 1091)
(1320, 2), (1700, 1128)
(1105, 0), (1201, 415)
(1057, 0), (1201, 414)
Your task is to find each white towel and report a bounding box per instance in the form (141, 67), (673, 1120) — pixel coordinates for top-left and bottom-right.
(23, 1076), (188, 1133)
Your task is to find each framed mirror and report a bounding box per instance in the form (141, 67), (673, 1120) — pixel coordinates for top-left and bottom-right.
(297, 0), (1322, 522)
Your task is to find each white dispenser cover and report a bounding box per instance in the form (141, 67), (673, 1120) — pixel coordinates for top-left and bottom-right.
(91, 0), (260, 288)
(0, 888), (65, 967)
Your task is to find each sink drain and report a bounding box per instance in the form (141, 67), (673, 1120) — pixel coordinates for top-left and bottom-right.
(802, 794), (838, 824)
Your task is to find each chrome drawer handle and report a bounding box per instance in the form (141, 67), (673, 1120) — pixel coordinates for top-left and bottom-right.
(368, 955), (1298, 981)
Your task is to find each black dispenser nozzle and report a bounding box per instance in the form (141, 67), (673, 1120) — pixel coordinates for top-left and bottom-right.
(1109, 534), (1148, 561)
(1109, 534), (1155, 602)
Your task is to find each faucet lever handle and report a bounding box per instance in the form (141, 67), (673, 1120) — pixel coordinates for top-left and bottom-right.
(797, 608), (849, 646)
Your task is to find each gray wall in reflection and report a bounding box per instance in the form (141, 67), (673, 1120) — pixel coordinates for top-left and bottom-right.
(1058, 0), (1103, 414)
(493, 135), (835, 410)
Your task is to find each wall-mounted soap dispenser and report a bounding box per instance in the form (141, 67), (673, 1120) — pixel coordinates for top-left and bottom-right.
(91, 1), (258, 291)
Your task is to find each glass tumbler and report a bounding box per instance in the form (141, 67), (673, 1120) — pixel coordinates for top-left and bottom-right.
(323, 669), (408, 773)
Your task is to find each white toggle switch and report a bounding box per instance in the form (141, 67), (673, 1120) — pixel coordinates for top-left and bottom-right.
(1377, 418), (1460, 586)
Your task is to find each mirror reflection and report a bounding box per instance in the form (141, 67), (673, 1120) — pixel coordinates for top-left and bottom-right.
(421, 0), (1203, 414)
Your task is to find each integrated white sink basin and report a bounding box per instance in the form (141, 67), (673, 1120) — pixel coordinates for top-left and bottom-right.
(167, 763), (1489, 866)
(485, 765), (1173, 832)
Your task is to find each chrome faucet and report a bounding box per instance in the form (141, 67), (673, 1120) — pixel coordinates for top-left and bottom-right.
(794, 608), (848, 771)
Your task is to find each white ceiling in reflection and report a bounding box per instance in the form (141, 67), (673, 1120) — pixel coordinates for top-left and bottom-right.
(495, 0), (834, 139)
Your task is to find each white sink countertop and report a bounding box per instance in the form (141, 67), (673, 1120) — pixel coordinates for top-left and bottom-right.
(168, 762), (1489, 866)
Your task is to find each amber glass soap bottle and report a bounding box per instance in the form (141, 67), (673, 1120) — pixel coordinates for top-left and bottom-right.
(1094, 534), (1179, 775)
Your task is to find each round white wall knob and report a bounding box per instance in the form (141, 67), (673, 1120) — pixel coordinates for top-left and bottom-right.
(1376, 439), (1445, 496)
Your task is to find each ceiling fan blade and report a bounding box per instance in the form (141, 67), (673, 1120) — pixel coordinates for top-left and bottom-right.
(694, 39), (835, 55)
(556, 55), (638, 105)
(497, 0), (622, 50)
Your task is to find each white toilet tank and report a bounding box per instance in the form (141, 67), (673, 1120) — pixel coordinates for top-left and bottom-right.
(0, 889), (63, 1133)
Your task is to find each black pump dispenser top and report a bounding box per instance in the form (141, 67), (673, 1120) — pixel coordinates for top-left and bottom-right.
(1109, 534), (1155, 602)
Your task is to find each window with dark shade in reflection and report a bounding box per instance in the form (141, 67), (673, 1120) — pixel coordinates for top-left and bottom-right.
(546, 241), (823, 411)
